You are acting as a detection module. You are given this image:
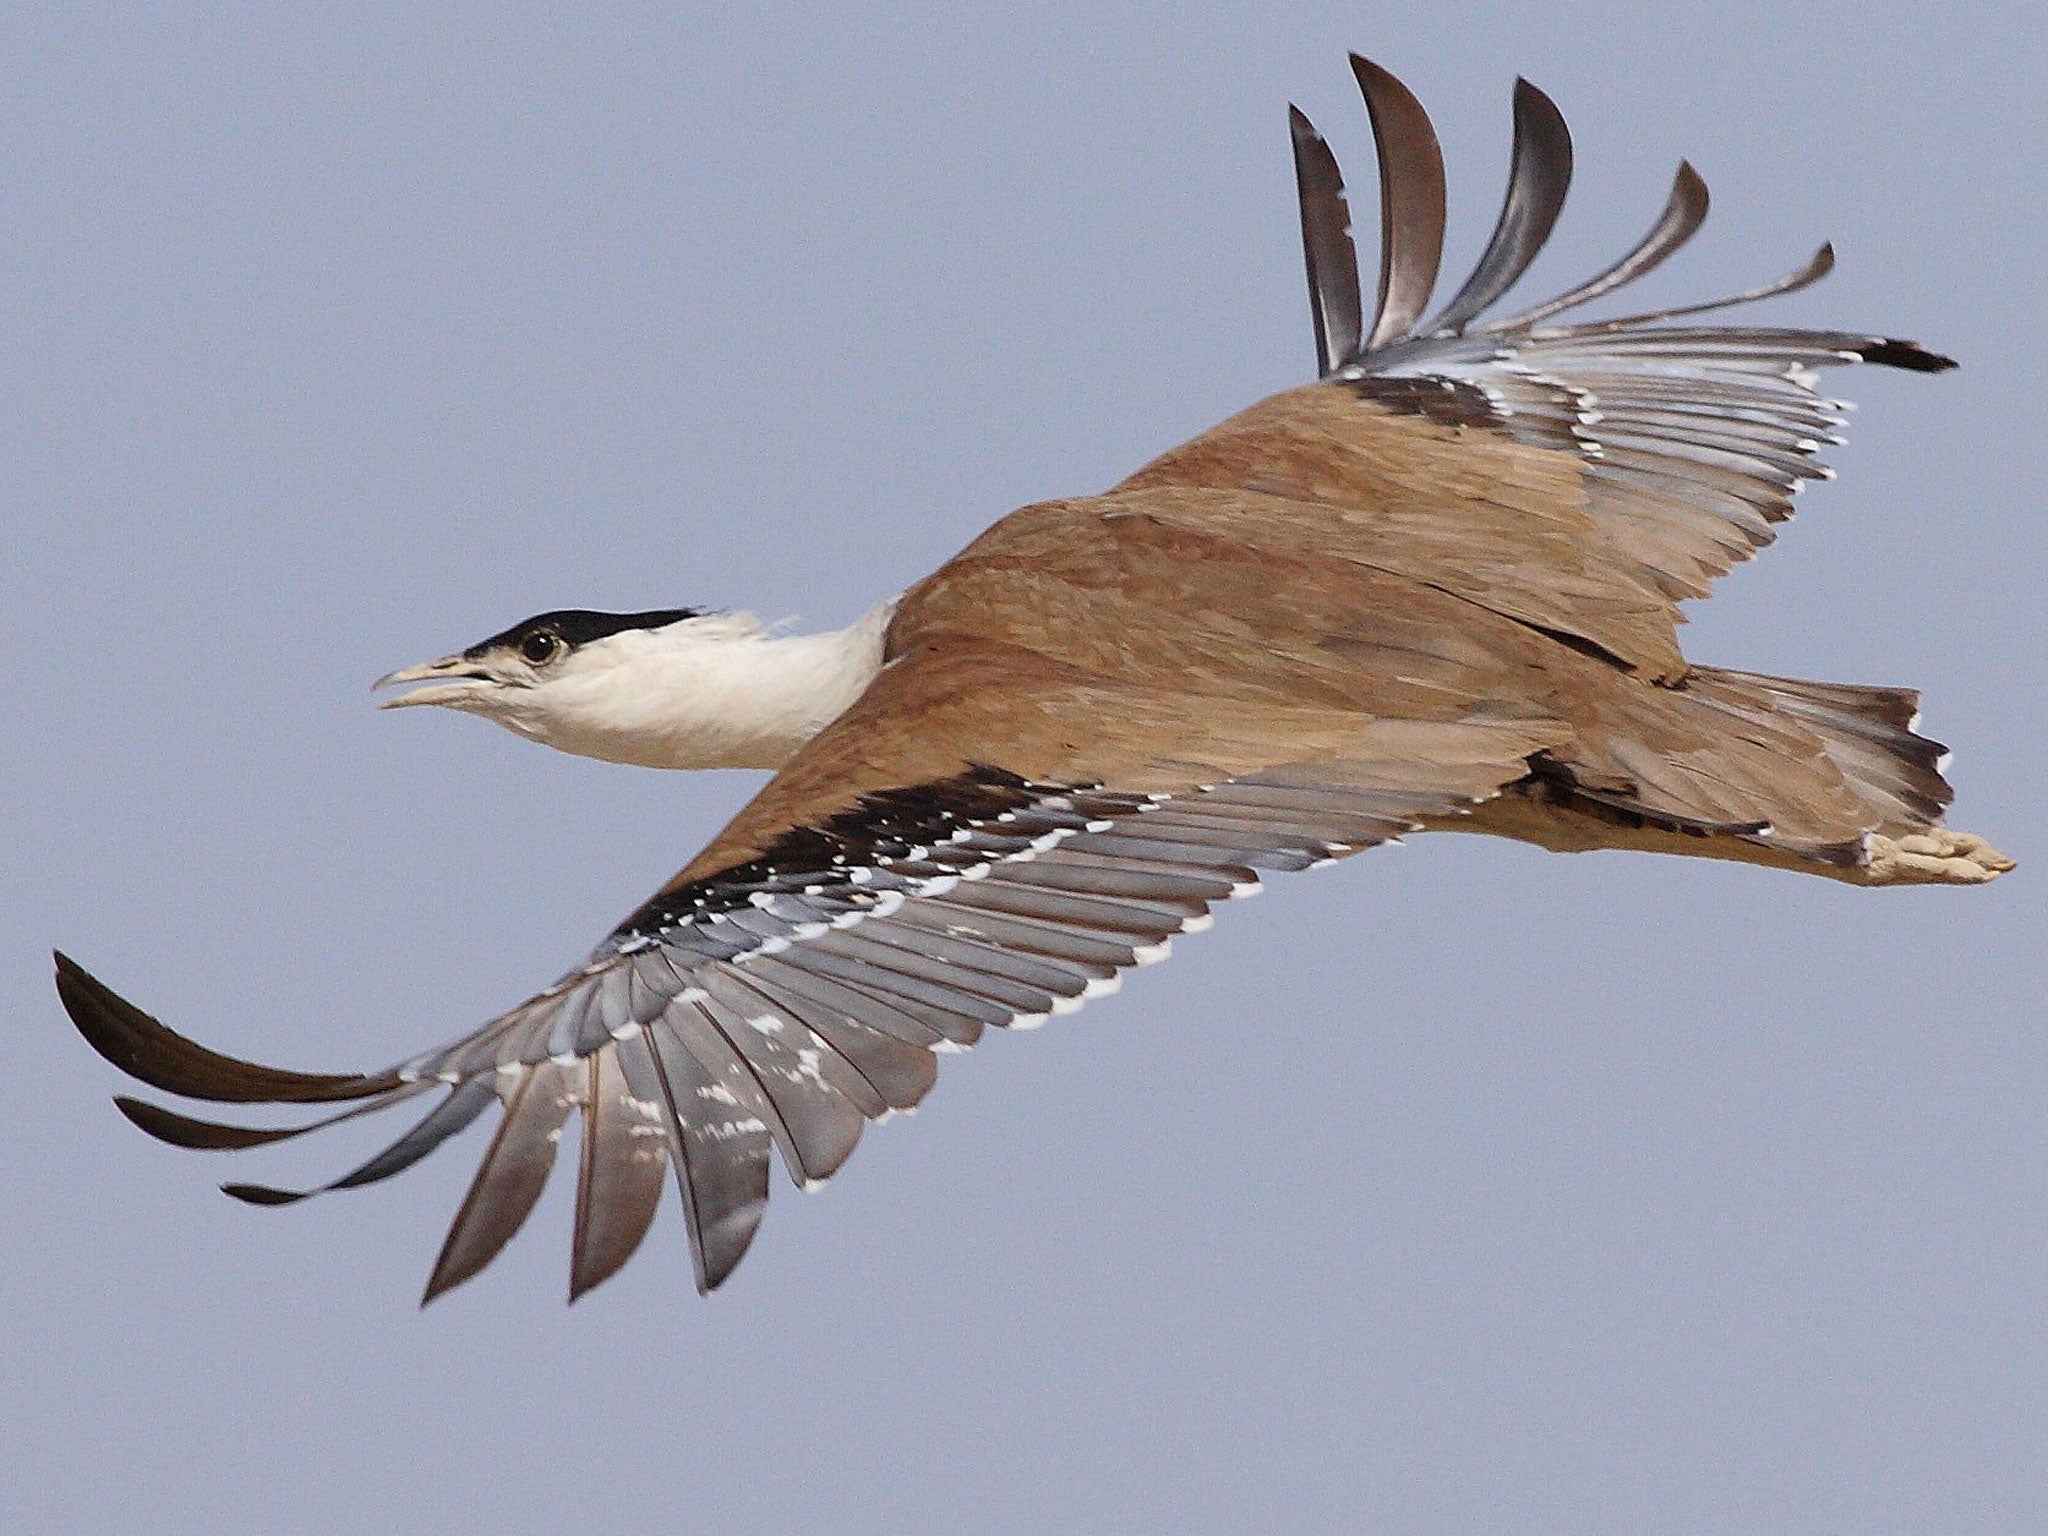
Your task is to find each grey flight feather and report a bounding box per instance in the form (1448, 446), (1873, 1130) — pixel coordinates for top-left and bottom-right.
(569, 1039), (671, 1302)
(1350, 54), (1446, 350)
(65, 774), (1438, 1298)
(1424, 77), (1573, 337)
(423, 1061), (576, 1304)
(1289, 104), (1362, 377)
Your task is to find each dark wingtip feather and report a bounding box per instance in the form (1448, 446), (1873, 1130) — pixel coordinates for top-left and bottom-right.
(1290, 102), (1363, 376)
(1674, 159), (1709, 215)
(55, 951), (394, 1106)
(1859, 338), (1957, 372)
(220, 1182), (310, 1207)
(1348, 54), (1447, 350)
(113, 1085), (427, 1152)
(114, 1095), (309, 1151)
(1426, 72), (1573, 336)
(699, 1243), (747, 1294)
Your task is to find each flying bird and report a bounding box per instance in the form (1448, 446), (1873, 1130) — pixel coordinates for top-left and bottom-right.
(58, 56), (2013, 1304)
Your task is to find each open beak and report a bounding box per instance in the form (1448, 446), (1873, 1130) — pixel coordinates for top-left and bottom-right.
(372, 655), (497, 710)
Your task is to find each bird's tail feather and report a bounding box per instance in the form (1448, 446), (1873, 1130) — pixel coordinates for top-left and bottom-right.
(1682, 665), (1951, 838)
(1469, 662), (2011, 885)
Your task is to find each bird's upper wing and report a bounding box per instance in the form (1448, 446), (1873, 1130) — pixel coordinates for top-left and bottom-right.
(63, 538), (1572, 1301)
(1268, 56), (1953, 669)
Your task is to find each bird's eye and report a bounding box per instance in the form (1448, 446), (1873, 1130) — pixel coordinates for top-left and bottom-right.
(519, 631), (563, 666)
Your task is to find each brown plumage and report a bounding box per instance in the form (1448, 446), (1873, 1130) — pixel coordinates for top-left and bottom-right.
(57, 55), (2011, 1304)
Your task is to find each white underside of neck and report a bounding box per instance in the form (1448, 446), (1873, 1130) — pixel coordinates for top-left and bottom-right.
(512, 600), (896, 771)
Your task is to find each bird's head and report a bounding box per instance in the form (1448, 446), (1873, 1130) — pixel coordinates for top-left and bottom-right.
(373, 604), (891, 771)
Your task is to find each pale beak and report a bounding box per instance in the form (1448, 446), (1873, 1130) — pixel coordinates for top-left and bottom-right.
(372, 655), (498, 710)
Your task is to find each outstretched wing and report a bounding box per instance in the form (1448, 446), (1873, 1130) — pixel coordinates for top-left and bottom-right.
(62, 633), (1564, 1304)
(1285, 56), (1953, 616)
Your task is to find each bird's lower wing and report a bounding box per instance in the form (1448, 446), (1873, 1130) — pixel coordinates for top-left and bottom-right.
(62, 648), (1564, 1303)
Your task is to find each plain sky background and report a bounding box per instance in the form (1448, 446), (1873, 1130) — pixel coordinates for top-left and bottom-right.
(5, 5), (2045, 1533)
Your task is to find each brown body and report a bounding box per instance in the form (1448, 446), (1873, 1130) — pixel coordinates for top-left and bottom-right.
(682, 383), (1973, 887)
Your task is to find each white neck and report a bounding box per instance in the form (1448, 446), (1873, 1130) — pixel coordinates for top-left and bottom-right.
(499, 602), (895, 770)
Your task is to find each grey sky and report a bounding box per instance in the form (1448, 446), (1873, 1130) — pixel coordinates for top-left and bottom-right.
(6, 5), (2045, 1533)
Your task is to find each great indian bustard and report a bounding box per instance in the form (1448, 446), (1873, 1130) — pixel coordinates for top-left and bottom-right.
(58, 56), (2012, 1304)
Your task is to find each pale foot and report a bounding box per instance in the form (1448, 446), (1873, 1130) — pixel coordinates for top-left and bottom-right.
(1863, 828), (2016, 885)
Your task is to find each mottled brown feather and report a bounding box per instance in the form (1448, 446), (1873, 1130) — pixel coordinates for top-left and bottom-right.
(1111, 384), (1688, 679)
